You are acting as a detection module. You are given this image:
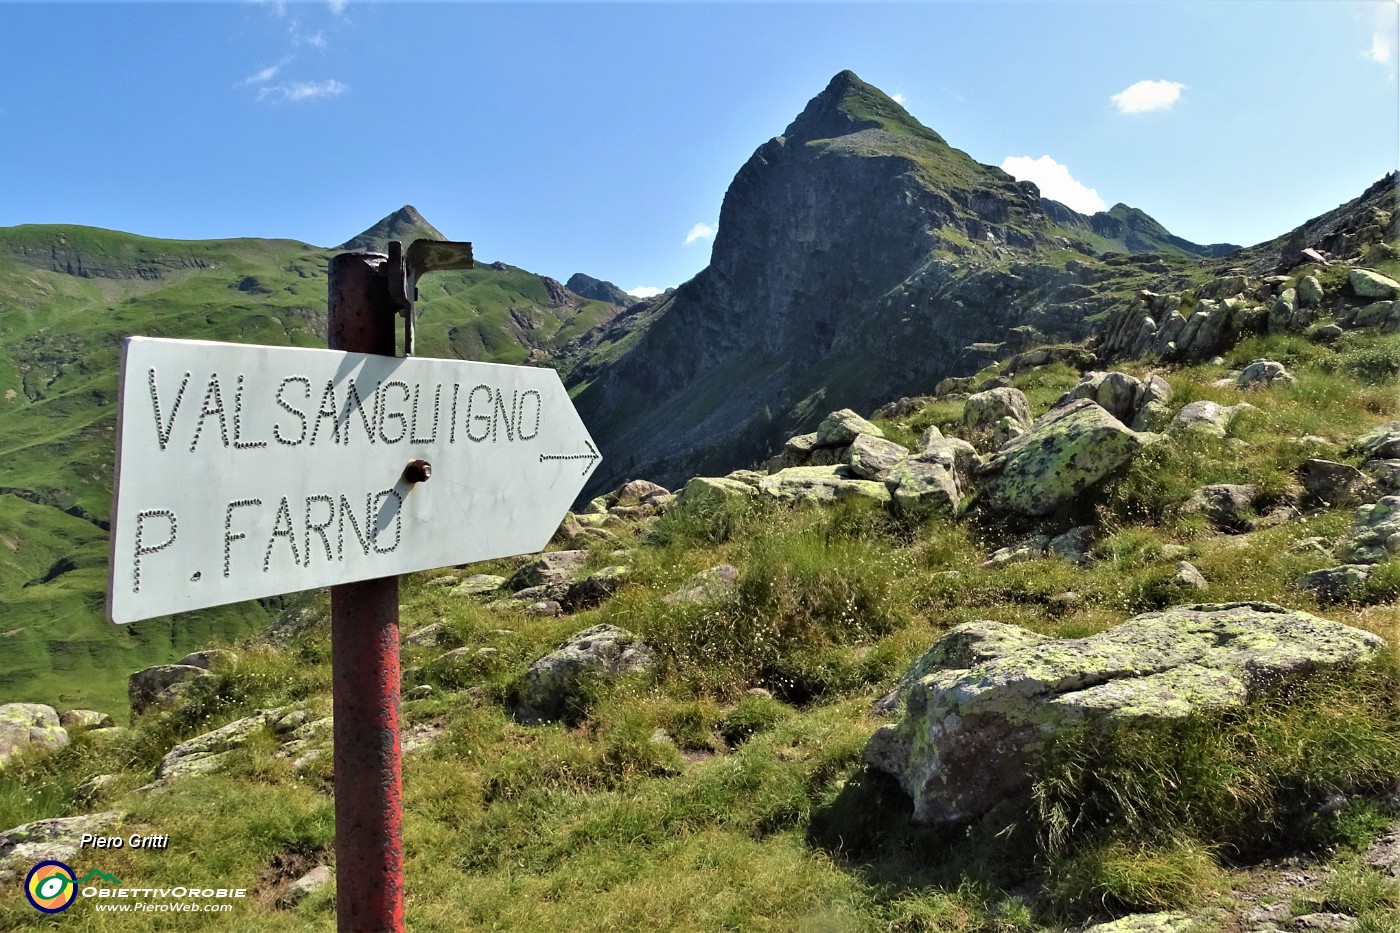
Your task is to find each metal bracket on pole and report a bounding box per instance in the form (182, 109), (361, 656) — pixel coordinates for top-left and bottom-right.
(385, 239), (474, 356)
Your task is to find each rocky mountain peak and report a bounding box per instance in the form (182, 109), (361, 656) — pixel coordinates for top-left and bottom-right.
(337, 204), (446, 252)
(782, 70), (944, 146)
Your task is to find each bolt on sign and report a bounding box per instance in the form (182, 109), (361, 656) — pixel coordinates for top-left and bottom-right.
(107, 337), (600, 624)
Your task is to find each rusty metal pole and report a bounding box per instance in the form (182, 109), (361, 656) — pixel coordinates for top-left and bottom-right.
(327, 252), (404, 933)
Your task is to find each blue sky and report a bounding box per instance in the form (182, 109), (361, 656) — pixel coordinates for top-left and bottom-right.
(1, 2), (1396, 297)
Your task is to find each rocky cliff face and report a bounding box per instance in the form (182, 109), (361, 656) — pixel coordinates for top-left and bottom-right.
(565, 273), (634, 307)
(565, 71), (1224, 494)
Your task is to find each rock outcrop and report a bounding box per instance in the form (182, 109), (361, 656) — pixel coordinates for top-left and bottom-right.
(513, 625), (658, 724)
(864, 603), (1386, 825)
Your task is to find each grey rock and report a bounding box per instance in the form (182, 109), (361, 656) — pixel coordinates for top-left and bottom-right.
(564, 565), (630, 609)
(674, 476), (758, 512)
(1184, 483), (1260, 534)
(452, 574), (508, 596)
(175, 649), (237, 670)
(0, 703), (68, 766)
(1168, 400), (1256, 439)
(1338, 496), (1400, 564)
(403, 623), (450, 647)
(844, 433), (911, 481)
(661, 564), (740, 605)
(1080, 913), (1193, 933)
(1351, 423), (1400, 462)
(863, 604), (1385, 825)
(608, 479), (670, 508)
(1365, 459), (1400, 493)
(1349, 268), (1400, 300)
(872, 621), (1048, 715)
(128, 664), (213, 714)
(514, 624), (658, 724)
(506, 550), (589, 590)
(0, 811), (124, 885)
(406, 685), (435, 699)
(278, 865), (333, 909)
(1048, 526), (1095, 564)
(963, 387), (1032, 437)
(149, 710), (279, 787)
(59, 709), (114, 731)
(1297, 274), (1324, 308)
(1238, 359), (1296, 390)
(1298, 565), (1372, 603)
(982, 535), (1050, 568)
(1291, 913), (1356, 931)
(1300, 459), (1378, 507)
(73, 773), (120, 805)
(1173, 561), (1208, 590)
(758, 465), (891, 504)
(815, 409), (883, 447)
(888, 454), (962, 519)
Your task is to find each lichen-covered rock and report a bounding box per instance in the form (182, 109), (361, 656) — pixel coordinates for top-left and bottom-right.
(862, 603), (1385, 825)
(514, 624), (658, 724)
(675, 476), (758, 512)
(1349, 268), (1400, 300)
(403, 623), (451, 647)
(278, 865), (333, 909)
(979, 399), (1152, 517)
(1237, 358), (1295, 390)
(128, 664), (213, 714)
(981, 535), (1049, 568)
(0, 811), (124, 884)
(1338, 496), (1400, 564)
(844, 433), (911, 481)
(661, 564), (739, 605)
(1056, 371), (1142, 423)
(1297, 274), (1324, 308)
(888, 454), (961, 519)
(506, 550), (589, 591)
(58, 709), (114, 731)
(1184, 483), (1260, 534)
(1301, 459), (1378, 507)
(452, 574), (507, 596)
(1173, 561), (1208, 590)
(1351, 422), (1400, 462)
(73, 773), (120, 805)
(609, 479), (670, 508)
(1298, 565), (1372, 603)
(149, 709), (282, 788)
(551, 512), (582, 544)
(815, 409), (883, 447)
(1366, 459), (1400, 494)
(564, 565), (630, 609)
(1080, 914), (1194, 933)
(872, 621), (1049, 714)
(1198, 274), (1250, 299)
(175, 649), (237, 670)
(1167, 400), (1256, 438)
(0, 704), (68, 766)
(758, 465), (891, 504)
(963, 387), (1032, 434)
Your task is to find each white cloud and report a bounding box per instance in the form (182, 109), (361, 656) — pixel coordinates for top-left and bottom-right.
(239, 56), (291, 86)
(684, 222), (715, 245)
(257, 79), (349, 103)
(304, 30), (327, 49)
(1000, 155), (1108, 215)
(328, 0), (348, 14)
(627, 286), (663, 298)
(891, 92), (907, 105)
(1110, 79), (1185, 114)
(1368, 31), (1394, 64)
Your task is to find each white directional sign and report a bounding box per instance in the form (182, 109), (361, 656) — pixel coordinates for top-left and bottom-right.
(107, 337), (600, 624)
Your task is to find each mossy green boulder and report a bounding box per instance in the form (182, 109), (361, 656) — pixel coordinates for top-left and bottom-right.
(1349, 268), (1400, 300)
(1338, 495), (1400, 564)
(863, 603), (1386, 825)
(979, 399), (1153, 516)
(0, 703), (68, 766)
(758, 465), (891, 504)
(815, 408), (883, 446)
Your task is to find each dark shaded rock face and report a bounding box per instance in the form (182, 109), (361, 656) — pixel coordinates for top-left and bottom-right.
(567, 72), (1124, 494)
(565, 273), (634, 307)
(337, 205), (445, 253)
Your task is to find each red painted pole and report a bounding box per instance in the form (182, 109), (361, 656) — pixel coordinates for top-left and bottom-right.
(327, 252), (404, 933)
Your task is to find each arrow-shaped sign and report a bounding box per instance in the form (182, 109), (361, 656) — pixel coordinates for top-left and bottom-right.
(107, 337), (601, 624)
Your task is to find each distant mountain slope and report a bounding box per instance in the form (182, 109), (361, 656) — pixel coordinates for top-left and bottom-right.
(337, 204), (445, 252)
(564, 70), (1231, 494)
(0, 210), (623, 713)
(566, 273), (636, 307)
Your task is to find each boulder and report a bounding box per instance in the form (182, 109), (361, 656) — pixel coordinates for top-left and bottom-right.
(403, 623), (451, 647)
(1349, 268), (1400, 300)
(1055, 371), (1143, 424)
(863, 604), (1386, 825)
(128, 664), (213, 715)
(149, 710), (279, 787)
(1297, 274), (1324, 308)
(563, 565), (630, 609)
(0, 811), (124, 885)
(1338, 496), (1400, 564)
(815, 409), (883, 447)
(1365, 459), (1400, 494)
(175, 648), (237, 670)
(58, 709), (114, 731)
(675, 476), (757, 512)
(1298, 565), (1372, 603)
(0, 703), (68, 766)
(73, 773), (120, 805)
(963, 387), (1032, 436)
(873, 621), (1049, 714)
(1173, 561), (1209, 590)
(513, 624), (658, 724)
(844, 434), (911, 481)
(888, 454), (961, 519)
(1081, 914), (1193, 933)
(551, 512), (582, 543)
(1198, 274), (1250, 299)
(1048, 526), (1095, 564)
(661, 564), (740, 605)
(1351, 422), (1400, 461)
(1167, 400), (1256, 439)
(452, 574), (507, 596)
(1237, 359), (1295, 390)
(1184, 483), (1259, 533)
(758, 465), (891, 505)
(982, 535), (1050, 568)
(506, 550), (589, 590)
(979, 400), (1152, 517)
(609, 479), (669, 508)
(1300, 459), (1378, 507)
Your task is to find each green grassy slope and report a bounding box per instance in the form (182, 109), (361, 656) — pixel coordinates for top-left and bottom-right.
(0, 220), (625, 715)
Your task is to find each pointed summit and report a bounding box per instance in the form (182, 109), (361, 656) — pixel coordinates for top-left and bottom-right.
(783, 70), (943, 145)
(337, 205), (446, 252)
